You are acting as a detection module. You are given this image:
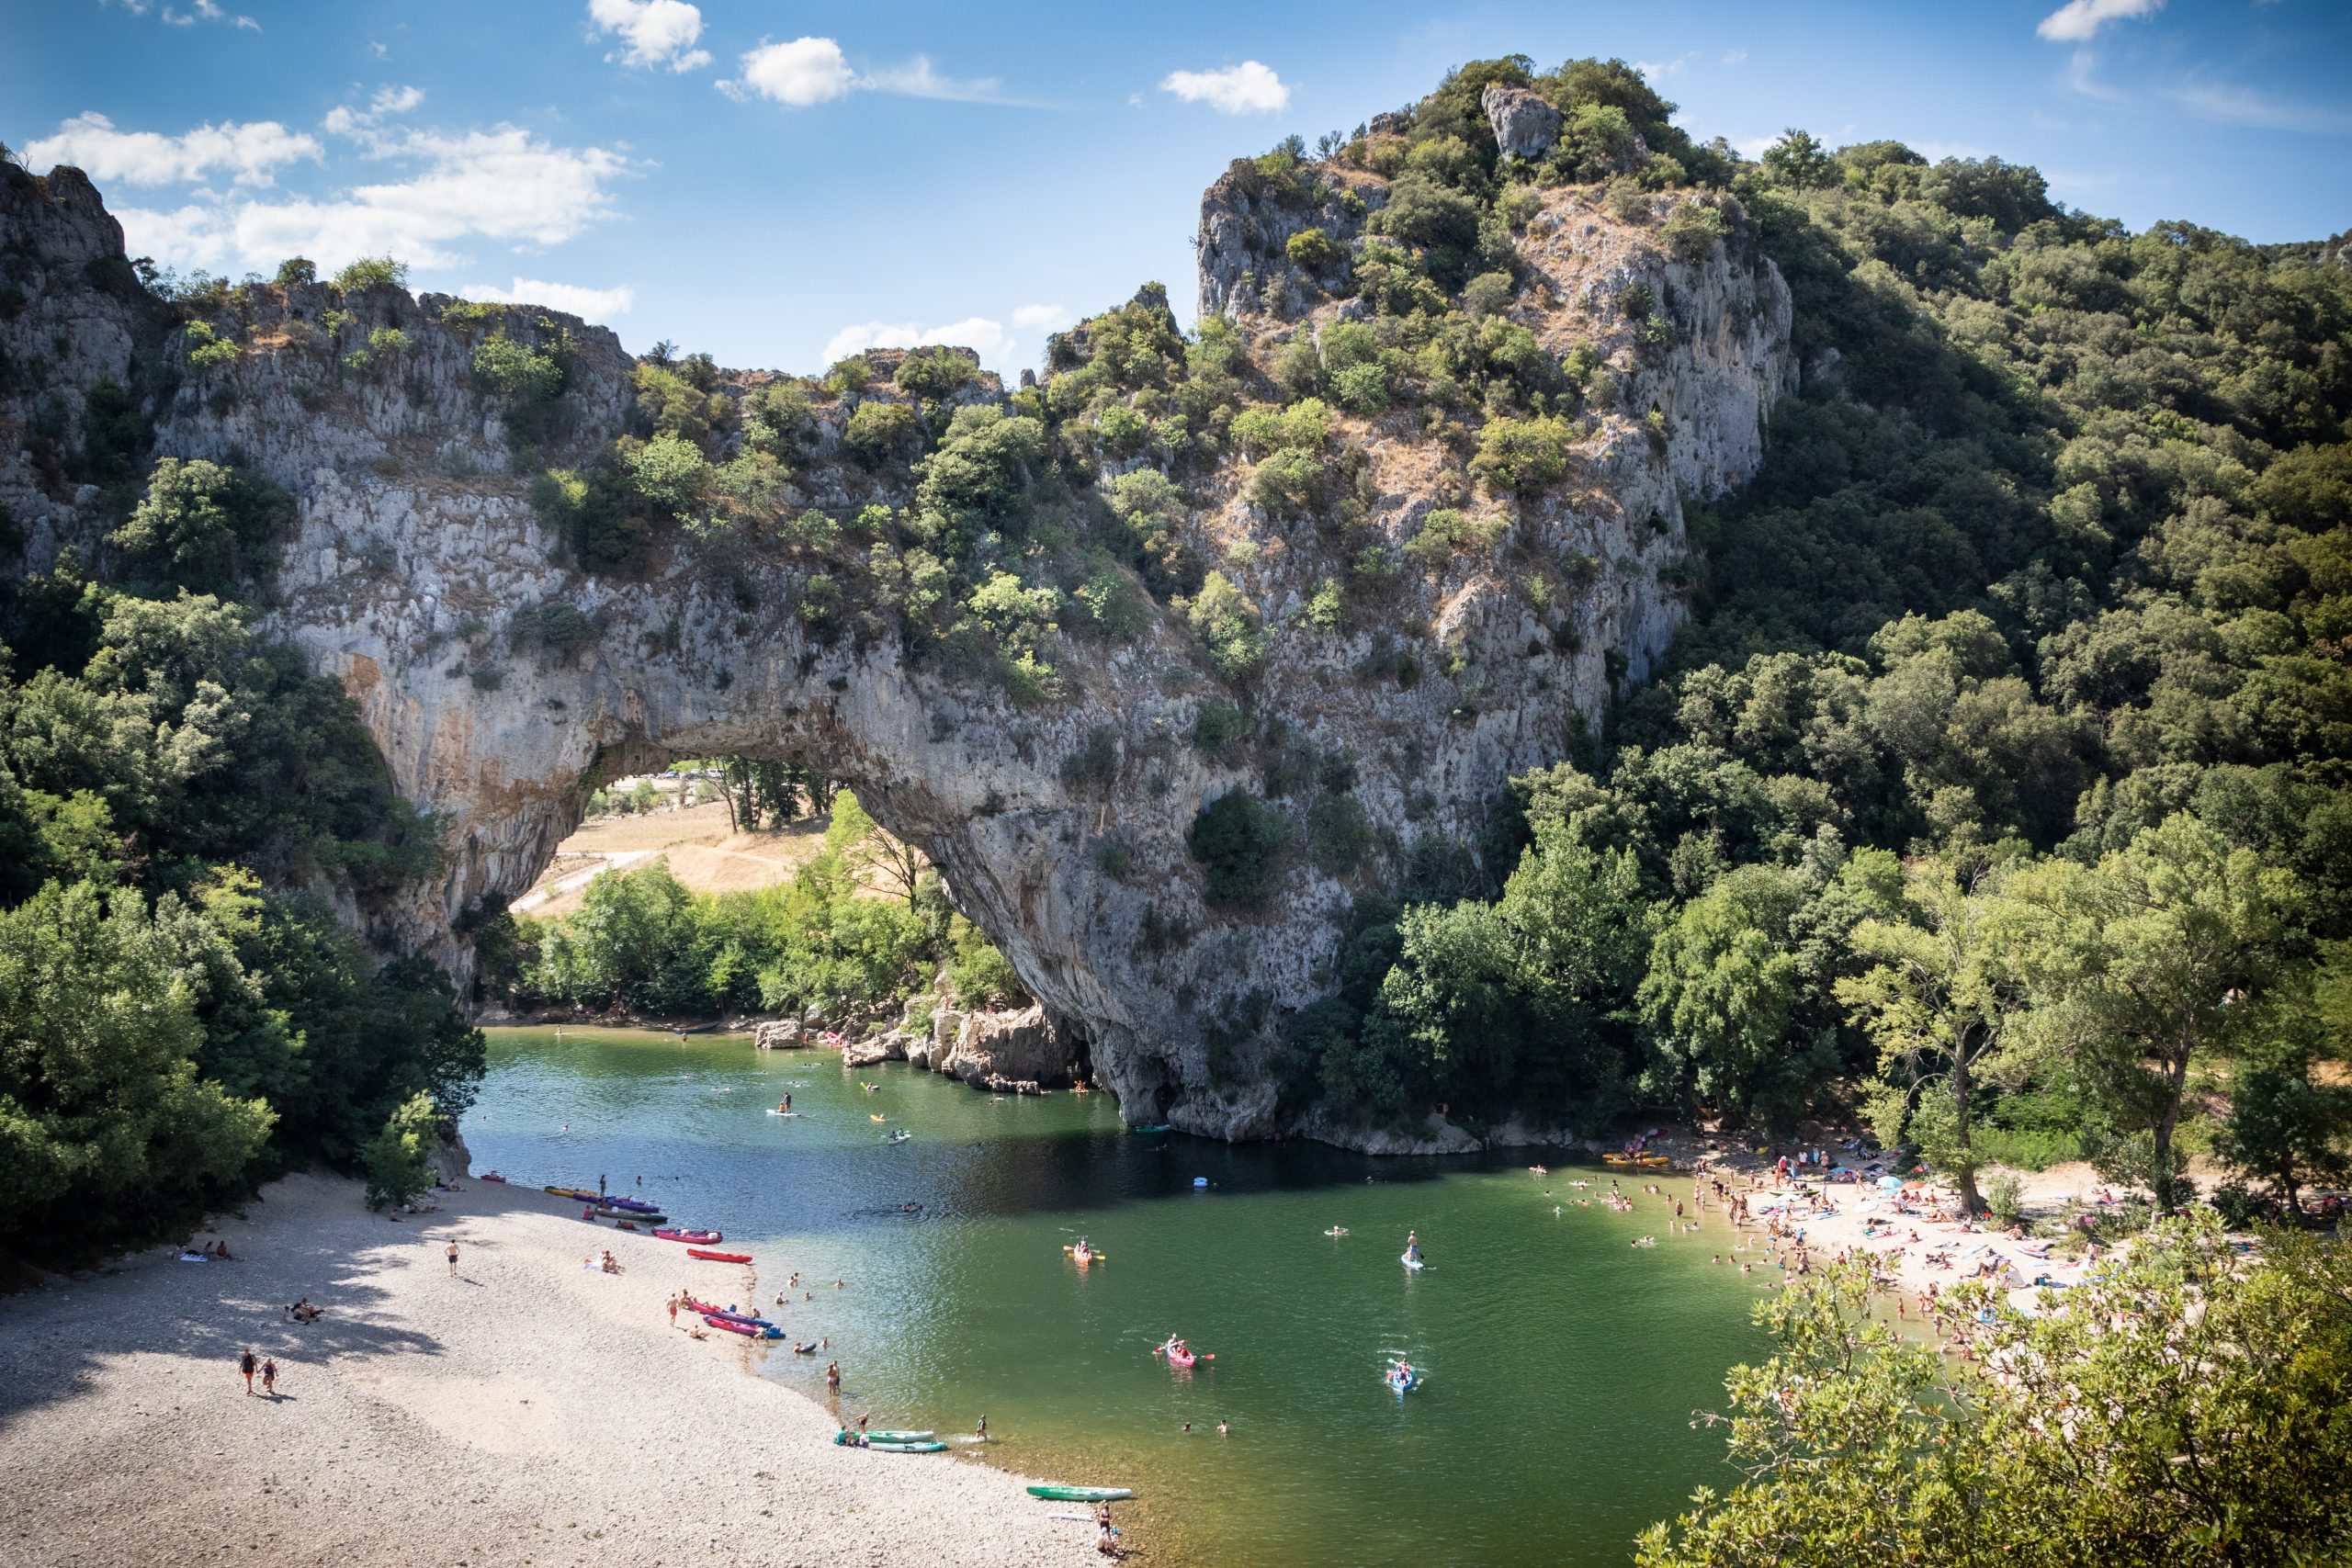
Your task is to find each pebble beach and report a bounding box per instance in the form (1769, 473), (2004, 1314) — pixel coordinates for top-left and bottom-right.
(0, 1175), (1092, 1568)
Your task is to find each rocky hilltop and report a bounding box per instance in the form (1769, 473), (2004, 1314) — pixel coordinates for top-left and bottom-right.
(0, 90), (1792, 1145)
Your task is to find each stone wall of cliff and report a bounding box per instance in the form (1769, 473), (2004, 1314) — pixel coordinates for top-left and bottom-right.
(0, 151), (1792, 1146)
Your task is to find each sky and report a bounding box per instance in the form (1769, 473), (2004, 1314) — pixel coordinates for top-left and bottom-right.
(6, 0), (2347, 376)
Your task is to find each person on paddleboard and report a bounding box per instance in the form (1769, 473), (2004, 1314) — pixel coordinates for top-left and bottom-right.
(1405, 1229), (1421, 1262)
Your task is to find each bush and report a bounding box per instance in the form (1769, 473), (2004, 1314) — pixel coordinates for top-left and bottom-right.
(342, 326), (408, 376)
(844, 400), (920, 468)
(107, 457), (293, 596)
(1330, 360), (1390, 413)
(362, 1092), (440, 1211)
(1304, 577), (1345, 631)
(893, 346), (975, 400)
(1403, 506), (1506, 568)
(273, 256), (316, 288)
(1285, 226), (1346, 271)
(473, 335), (563, 406)
(1185, 570), (1264, 682)
(332, 255), (408, 293)
(1188, 792), (1295, 908)
(1461, 271), (1515, 318)
(1248, 448), (1328, 518)
(1985, 1172), (2025, 1227)
(181, 320), (239, 371)
(1193, 701), (1249, 761)
(626, 433), (707, 518)
(1661, 200), (1727, 264)
(1471, 414), (1574, 496)
(1307, 793), (1374, 875)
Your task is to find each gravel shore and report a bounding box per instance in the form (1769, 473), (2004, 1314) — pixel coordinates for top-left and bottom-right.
(0, 1175), (1097, 1567)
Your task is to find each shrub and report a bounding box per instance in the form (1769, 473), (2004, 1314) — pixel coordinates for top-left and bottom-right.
(1304, 577), (1345, 631)
(626, 433), (707, 517)
(332, 255), (408, 293)
(362, 1092), (441, 1211)
(1185, 570), (1264, 682)
(1461, 271), (1515, 318)
(893, 346), (975, 400)
(1097, 403), (1148, 457)
(1403, 505), (1507, 568)
(844, 400), (920, 468)
(1187, 792), (1295, 908)
(107, 457), (293, 596)
(1471, 415), (1574, 496)
(1285, 226), (1345, 271)
(1248, 448), (1327, 518)
(1193, 702), (1249, 761)
(1985, 1172), (2025, 1227)
(342, 326), (408, 376)
(634, 363), (725, 441)
(273, 256), (316, 289)
(473, 335), (563, 405)
(1330, 360), (1390, 413)
(741, 381), (815, 456)
(181, 319), (239, 371)
(822, 355), (874, 397)
(1306, 793), (1374, 875)
(1661, 200), (1727, 264)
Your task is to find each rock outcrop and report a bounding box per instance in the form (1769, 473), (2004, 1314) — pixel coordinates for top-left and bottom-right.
(1481, 84), (1565, 162)
(0, 154), (1792, 1148)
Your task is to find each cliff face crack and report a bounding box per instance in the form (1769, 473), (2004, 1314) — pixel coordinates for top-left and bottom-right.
(0, 157), (1792, 1145)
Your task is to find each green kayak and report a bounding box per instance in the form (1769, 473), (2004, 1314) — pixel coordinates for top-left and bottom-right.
(870, 1440), (948, 1453)
(1026, 1484), (1135, 1503)
(834, 1428), (937, 1447)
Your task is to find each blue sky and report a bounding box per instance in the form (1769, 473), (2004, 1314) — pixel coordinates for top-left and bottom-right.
(6, 0), (2346, 374)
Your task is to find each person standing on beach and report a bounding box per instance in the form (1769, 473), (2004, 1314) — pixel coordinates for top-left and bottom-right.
(667, 1293), (679, 1326)
(238, 1348), (257, 1394)
(446, 1241), (458, 1277)
(262, 1358), (277, 1397)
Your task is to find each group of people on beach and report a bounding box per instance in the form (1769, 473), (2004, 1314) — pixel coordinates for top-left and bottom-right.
(236, 1348), (279, 1397)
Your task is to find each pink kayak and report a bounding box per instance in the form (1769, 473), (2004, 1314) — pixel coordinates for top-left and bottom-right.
(653, 1227), (723, 1245)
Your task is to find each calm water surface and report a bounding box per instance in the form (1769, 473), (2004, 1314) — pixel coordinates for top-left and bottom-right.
(465, 1027), (1769, 1567)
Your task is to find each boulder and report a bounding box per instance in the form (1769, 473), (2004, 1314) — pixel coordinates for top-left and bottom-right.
(940, 1002), (1081, 1091)
(842, 1032), (904, 1069)
(1481, 84), (1563, 162)
(752, 1020), (805, 1051)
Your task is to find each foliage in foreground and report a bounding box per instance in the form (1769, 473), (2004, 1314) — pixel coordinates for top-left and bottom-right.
(1637, 1213), (2352, 1568)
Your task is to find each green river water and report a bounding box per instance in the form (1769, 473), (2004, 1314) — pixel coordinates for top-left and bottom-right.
(464, 1027), (1770, 1566)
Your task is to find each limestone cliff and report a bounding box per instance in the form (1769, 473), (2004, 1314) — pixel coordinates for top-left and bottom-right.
(0, 148), (1792, 1145)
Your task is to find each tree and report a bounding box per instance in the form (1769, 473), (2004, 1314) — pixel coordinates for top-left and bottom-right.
(2012, 814), (2302, 1212)
(0, 883), (274, 1255)
(107, 457), (293, 597)
(1640, 865), (1818, 1126)
(1637, 1213), (2352, 1567)
(1837, 857), (2018, 1213)
(828, 790), (927, 908)
(1759, 129), (1833, 188)
(361, 1091), (440, 1211)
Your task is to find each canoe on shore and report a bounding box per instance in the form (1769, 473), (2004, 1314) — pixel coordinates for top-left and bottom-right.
(688, 1247), (753, 1264)
(833, 1429), (937, 1445)
(1026, 1484), (1134, 1503)
(702, 1313), (780, 1339)
(652, 1227), (723, 1244)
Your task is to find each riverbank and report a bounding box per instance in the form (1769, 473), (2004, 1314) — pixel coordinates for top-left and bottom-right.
(0, 1174), (1094, 1567)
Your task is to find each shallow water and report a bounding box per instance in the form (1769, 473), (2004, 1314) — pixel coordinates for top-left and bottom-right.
(466, 1027), (1770, 1567)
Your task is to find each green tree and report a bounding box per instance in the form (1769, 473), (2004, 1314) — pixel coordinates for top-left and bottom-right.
(1837, 857), (2018, 1213)
(361, 1091), (440, 1211)
(1638, 1213), (2352, 1567)
(107, 457), (293, 597)
(0, 883), (274, 1255)
(2012, 815), (2302, 1212)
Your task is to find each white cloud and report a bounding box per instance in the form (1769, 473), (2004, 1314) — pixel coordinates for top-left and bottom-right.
(372, 85), (424, 115)
(2037, 0), (2162, 42)
(1012, 303), (1073, 333)
(587, 0), (710, 73)
(1721, 50), (1748, 66)
(458, 276), (637, 322)
(112, 123), (630, 276)
(369, 39), (390, 59)
(24, 112), (320, 187)
(125, 0), (259, 28)
(722, 39), (1012, 107)
(1734, 136), (1776, 160)
(1159, 62), (1289, 115)
(726, 37), (855, 106)
(861, 56), (1002, 102)
(1635, 53), (1696, 81)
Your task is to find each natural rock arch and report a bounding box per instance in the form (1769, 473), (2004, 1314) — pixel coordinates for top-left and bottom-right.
(0, 157), (1794, 1145)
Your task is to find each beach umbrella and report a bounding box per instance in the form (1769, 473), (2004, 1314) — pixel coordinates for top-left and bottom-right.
(1877, 1175), (1904, 1190)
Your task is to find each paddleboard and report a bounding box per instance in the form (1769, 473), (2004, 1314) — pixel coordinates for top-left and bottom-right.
(764, 1110), (800, 1117)
(1401, 1253), (1425, 1270)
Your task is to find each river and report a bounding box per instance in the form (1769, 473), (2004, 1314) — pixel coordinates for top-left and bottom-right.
(464, 1027), (1770, 1566)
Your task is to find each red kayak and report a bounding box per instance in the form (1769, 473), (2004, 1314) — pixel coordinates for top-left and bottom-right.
(688, 1247), (753, 1264)
(653, 1227), (723, 1245)
(682, 1294), (727, 1315)
(702, 1313), (777, 1338)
